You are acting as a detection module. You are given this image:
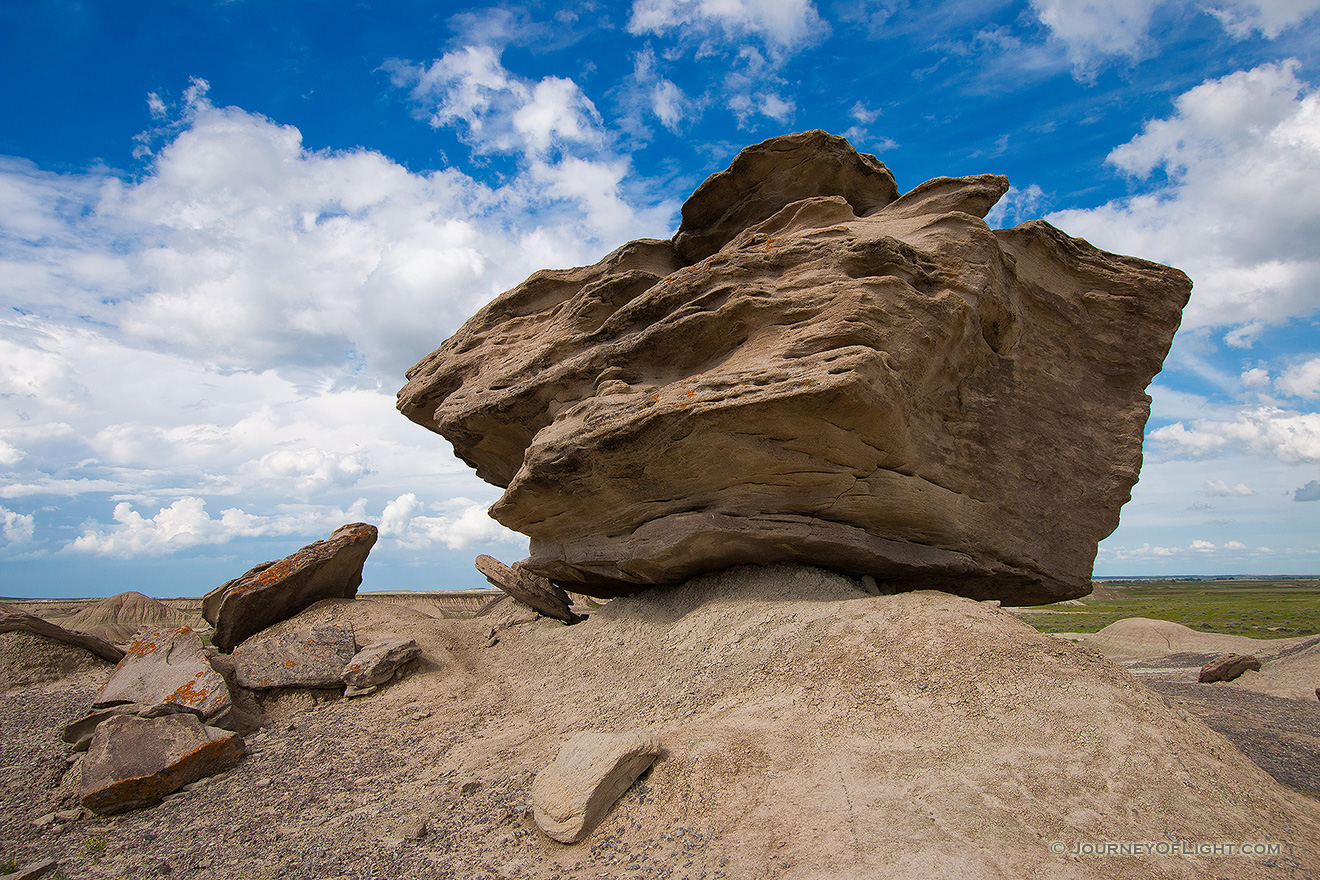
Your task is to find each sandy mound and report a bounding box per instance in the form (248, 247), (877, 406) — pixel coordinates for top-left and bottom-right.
(6, 566), (1319, 879)
(1218, 640), (1320, 703)
(1060, 618), (1320, 702)
(281, 565), (1319, 878)
(60, 591), (195, 644)
(0, 630), (114, 692)
(1062, 617), (1310, 660)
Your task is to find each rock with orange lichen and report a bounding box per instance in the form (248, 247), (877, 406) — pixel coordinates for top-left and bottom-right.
(92, 626), (231, 720)
(232, 623), (358, 689)
(80, 713), (245, 814)
(341, 637), (421, 688)
(203, 523), (377, 652)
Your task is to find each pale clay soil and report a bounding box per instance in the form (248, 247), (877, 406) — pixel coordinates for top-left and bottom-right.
(3, 564), (1320, 880)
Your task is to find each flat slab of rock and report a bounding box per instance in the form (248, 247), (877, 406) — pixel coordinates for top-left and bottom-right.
(398, 131), (1191, 604)
(233, 623), (357, 689)
(342, 637), (421, 688)
(1200, 653), (1262, 683)
(203, 523), (377, 652)
(531, 730), (662, 843)
(93, 626), (231, 720)
(0, 603), (125, 663)
(475, 555), (581, 623)
(80, 713), (245, 814)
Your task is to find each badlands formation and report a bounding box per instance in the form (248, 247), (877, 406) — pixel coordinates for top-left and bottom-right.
(5, 133), (1319, 878)
(400, 130), (1192, 605)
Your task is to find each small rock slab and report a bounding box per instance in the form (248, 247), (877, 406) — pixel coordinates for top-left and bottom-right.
(531, 730), (662, 843)
(475, 555), (582, 624)
(0, 603), (125, 663)
(80, 713), (245, 815)
(203, 523), (377, 652)
(233, 623), (357, 689)
(342, 638), (421, 688)
(1199, 653), (1262, 683)
(94, 626), (231, 719)
(9, 859), (59, 880)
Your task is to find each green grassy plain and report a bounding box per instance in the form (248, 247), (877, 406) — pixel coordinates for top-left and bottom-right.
(1013, 577), (1320, 638)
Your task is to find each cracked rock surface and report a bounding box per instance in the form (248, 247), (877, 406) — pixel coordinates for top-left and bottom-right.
(398, 130), (1191, 604)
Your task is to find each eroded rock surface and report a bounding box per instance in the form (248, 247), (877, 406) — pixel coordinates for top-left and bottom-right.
(1200, 653), (1262, 683)
(233, 623), (357, 689)
(203, 523), (377, 652)
(398, 131), (1191, 604)
(93, 626), (231, 719)
(342, 637), (421, 689)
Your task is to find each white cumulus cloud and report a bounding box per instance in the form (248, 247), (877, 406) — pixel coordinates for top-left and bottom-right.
(1151, 406), (1320, 462)
(379, 493), (524, 550)
(1, 506), (35, 544)
(67, 497), (369, 558)
(1277, 356), (1320, 398)
(1207, 0), (1320, 37)
(1048, 61), (1320, 335)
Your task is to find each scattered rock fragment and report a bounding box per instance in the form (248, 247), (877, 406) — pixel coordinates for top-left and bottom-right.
(94, 626), (231, 720)
(63, 705), (142, 751)
(233, 623), (357, 689)
(475, 555), (582, 624)
(342, 638), (421, 688)
(203, 523), (377, 652)
(1200, 653), (1262, 683)
(531, 730), (663, 843)
(80, 713), (245, 815)
(0, 603), (125, 663)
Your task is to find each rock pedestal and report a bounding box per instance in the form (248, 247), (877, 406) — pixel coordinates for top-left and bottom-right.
(398, 131), (1191, 604)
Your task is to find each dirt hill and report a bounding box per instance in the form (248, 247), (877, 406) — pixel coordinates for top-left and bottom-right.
(60, 591), (195, 645)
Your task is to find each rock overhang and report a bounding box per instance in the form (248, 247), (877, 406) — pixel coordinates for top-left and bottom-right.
(397, 130), (1191, 605)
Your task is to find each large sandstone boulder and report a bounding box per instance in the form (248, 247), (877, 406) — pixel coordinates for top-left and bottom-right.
(203, 523), (377, 652)
(398, 131), (1191, 604)
(93, 626), (232, 719)
(80, 713), (245, 814)
(232, 623), (357, 689)
(531, 730), (663, 843)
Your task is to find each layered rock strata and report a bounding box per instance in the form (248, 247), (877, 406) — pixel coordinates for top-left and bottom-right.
(398, 131), (1191, 604)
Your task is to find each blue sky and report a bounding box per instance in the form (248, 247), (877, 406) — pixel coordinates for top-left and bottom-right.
(1, 0), (1318, 599)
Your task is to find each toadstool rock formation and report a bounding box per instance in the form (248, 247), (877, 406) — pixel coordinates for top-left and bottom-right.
(398, 131), (1191, 604)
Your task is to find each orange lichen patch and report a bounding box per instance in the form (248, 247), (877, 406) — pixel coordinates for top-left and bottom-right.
(172, 626), (193, 635)
(166, 679), (209, 706)
(347, 663), (361, 672)
(284, 660), (297, 667)
(125, 637), (159, 657)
